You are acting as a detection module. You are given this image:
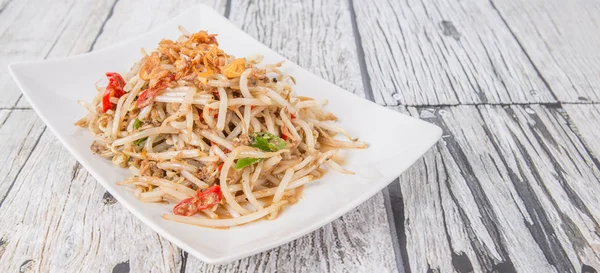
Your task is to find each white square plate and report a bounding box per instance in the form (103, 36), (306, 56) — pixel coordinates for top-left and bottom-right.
(9, 4), (442, 264)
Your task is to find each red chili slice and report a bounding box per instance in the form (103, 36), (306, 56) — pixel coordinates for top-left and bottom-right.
(102, 72), (126, 113)
(136, 88), (160, 108)
(136, 73), (175, 108)
(172, 185), (223, 216)
(172, 197), (199, 216)
(195, 185), (222, 210)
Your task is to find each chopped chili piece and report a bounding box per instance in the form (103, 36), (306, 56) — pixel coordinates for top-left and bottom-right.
(173, 186), (223, 216)
(102, 72), (126, 112)
(195, 185), (222, 210)
(172, 197), (198, 216)
(136, 73), (175, 108)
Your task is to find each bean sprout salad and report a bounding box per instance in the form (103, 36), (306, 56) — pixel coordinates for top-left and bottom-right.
(75, 27), (367, 228)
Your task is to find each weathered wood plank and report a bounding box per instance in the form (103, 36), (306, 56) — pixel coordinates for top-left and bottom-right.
(90, 0), (226, 50)
(0, 1), (225, 272)
(185, 0), (398, 272)
(351, 0), (556, 106)
(563, 104), (600, 159)
(0, 110), (46, 206)
(479, 105), (600, 272)
(0, 0), (116, 108)
(225, 0), (366, 98)
(0, 131), (183, 272)
(392, 105), (600, 273)
(188, 196), (396, 273)
(492, 0), (600, 103)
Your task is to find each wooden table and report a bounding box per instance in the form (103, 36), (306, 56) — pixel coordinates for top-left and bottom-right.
(1, 0), (600, 272)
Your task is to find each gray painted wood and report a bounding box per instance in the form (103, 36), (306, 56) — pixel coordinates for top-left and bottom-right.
(0, 110), (45, 206)
(0, 129), (184, 272)
(392, 105), (600, 273)
(2, 0), (600, 272)
(351, 0), (556, 106)
(563, 104), (600, 160)
(89, 0), (226, 51)
(492, 0), (600, 103)
(0, 0), (117, 108)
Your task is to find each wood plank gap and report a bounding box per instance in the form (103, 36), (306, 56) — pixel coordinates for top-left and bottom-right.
(350, 1), (404, 269)
(0, 0), (14, 14)
(0, 74), (31, 126)
(0, 102), (27, 129)
(385, 179), (412, 273)
(488, 0), (559, 103)
(401, 102), (600, 107)
(88, 0), (120, 52)
(347, 0), (375, 102)
(0, 110), (10, 127)
(179, 251), (188, 273)
(407, 102), (563, 108)
(0, 113), (13, 128)
(0, 107), (32, 110)
(0, 126), (46, 209)
(11, 96), (23, 108)
(404, 101), (600, 107)
(0, 111), (12, 129)
(223, 0), (232, 18)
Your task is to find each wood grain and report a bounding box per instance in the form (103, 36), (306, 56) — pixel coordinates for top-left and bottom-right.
(0, 0), (116, 108)
(563, 104), (600, 160)
(0, 110), (45, 206)
(492, 0), (600, 103)
(3, 0), (600, 272)
(185, 0), (398, 271)
(0, 130), (183, 272)
(351, 0), (556, 106)
(89, 0), (226, 51)
(393, 105), (600, 273)
(187, 196), (396, 273)
(226, 0), (366, 98)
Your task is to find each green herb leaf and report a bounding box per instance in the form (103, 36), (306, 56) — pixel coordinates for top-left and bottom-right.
(134, 137), (148, 146)
(133, 118), (142, 129)
(234, 158), (262, 169)
(249, 132), (287, 152)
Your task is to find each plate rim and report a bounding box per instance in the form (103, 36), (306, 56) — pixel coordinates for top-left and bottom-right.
(8, 3), (443, 264)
